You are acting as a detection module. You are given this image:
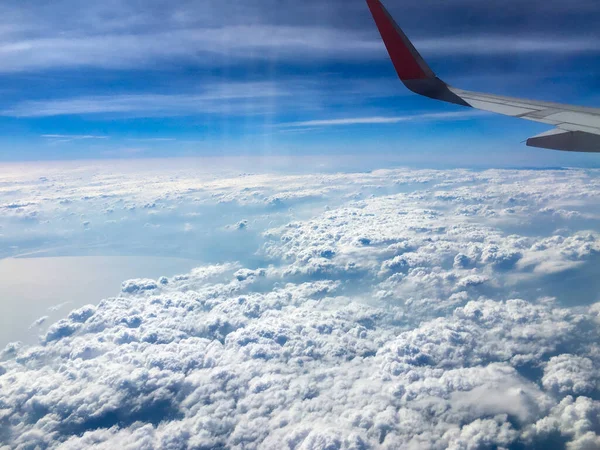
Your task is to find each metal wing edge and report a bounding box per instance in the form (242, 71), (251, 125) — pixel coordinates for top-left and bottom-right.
(527, 129), (600, 152)
(366, 0), (600, 152)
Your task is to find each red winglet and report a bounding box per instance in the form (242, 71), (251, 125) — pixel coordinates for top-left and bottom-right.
(366, 0), (434, 81)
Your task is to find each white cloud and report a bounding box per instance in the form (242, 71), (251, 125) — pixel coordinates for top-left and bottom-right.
(280, 111), (487, 128)
(526, 396), (600, 448)
(1, 163), (600, 448)
(542, 355), (598, 396)
(0, 25), (381, 73)
(0, 24), (597, 74)
(1, 267), (598, 448)
(126, 138), (177, 142)
(29, 316), (48, 328)
(3, 81), (290, 117)
(416, 36), (600, 56)
(42, 134), (109, 140)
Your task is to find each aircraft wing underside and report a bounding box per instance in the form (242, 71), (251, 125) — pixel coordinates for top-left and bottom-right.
(366, 0), (600, 152)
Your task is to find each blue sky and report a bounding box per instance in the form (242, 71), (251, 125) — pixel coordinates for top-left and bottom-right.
(1, 0), (600, 165)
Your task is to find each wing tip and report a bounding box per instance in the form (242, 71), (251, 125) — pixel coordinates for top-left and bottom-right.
(366, 1), (472, 107)
(366, 0), (434, 82)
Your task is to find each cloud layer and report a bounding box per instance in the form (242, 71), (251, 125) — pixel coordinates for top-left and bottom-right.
(0, 0), (598, 74)
(2, 164), (600, 448)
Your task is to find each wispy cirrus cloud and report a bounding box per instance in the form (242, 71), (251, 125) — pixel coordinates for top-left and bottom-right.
(0, 0), (598, 160)
(281, 110), (488, 127)
(42, 134), (109, 144)
(2, 81), (291, 118)
(0, 26), (381, 73)
(0, 30), (597, 73)
(42, 134), (108, 139)
(417, 36), (600, 56)
(125, 138), (177, 142)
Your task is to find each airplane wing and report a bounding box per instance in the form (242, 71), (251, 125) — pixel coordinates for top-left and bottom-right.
(366, 0), (600, 152)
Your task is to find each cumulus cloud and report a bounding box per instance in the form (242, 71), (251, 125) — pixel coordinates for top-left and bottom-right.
(2, 165), (600, 448)
(542, 355), (598, 396)
(2, 266), (600, 449)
